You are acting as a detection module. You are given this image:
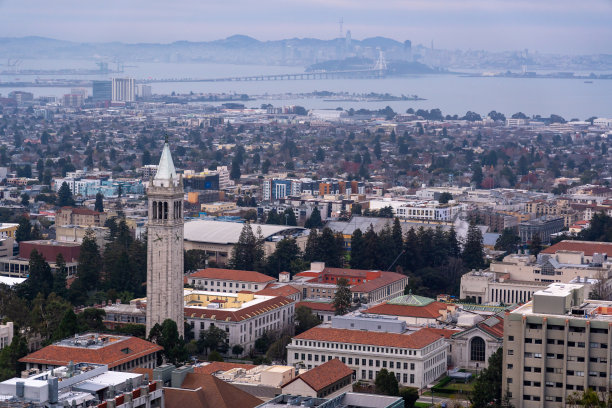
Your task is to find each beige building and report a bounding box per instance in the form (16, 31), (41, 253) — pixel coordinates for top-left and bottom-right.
(200, 201), (237, 216)
(146, 140), (185, 338)
(55, 207), (107, 227)
(0, 322), (13, 350)
(503, 283), (612, 407)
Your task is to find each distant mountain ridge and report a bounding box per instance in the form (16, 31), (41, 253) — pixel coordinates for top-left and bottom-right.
(0, 36), (610, 71)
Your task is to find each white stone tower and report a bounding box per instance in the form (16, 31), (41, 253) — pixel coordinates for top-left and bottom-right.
(146, 138), (184, 338)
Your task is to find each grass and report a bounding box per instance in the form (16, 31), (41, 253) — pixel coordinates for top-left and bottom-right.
(415, 403), (432, 408)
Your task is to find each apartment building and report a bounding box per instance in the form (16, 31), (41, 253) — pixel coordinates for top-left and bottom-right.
(286, 314), (451, 389)
(503, 283), (612, 407)
(56, 206), (107, 227)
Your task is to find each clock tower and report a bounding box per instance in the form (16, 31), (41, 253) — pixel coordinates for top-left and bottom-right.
(146, 138), (184, 338)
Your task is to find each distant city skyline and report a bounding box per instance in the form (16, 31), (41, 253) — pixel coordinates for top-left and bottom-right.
(0, 0), (611, 54)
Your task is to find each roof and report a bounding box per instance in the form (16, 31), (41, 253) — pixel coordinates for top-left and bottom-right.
(387, 293), (435, 306)
(283, 359), (352, 392)
(165, 373), (262, 408)
(452, 315), (504, 340)
(194, 362), (256, 375)
(189, 268), (276, 284)
(351, 272), (407, 293)
(154, 141), (178, 182)
(19, 336), (162, 369)
(296, 300), (336, 312)
(60, 207), (102, 216)
(542, 240), (612, 257)
(366, 300), (449, 319)
(256, 285), (300, 297)
(293, 327), (447, 349)
(184, 296), (293, 322)
(184, 220), (304, 245)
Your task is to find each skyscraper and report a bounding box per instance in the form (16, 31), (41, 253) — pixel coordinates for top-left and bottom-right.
(146, 138), (184, 338)
(111, 78), (135, 102)
(92, 80), (112, 102)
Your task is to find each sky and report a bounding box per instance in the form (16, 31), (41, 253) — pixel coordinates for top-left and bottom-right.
(1, 0), (611, 54)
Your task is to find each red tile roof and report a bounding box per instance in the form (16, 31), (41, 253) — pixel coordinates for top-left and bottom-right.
(189, 268), (276, 283)
(283, 359), (352, 392)
(256, 285), (300, 297)
(477, 317), (504, 339)
(366, 301), (449, 319)
(184, 296), (294, 322)
(19, 336), (162, 369)
(351, 272), (407, 293)
(293, 327), (447, 349)
(60, 207), (102, 216)
(166, 373), (262, 408)
(296, 301), (336, 312)
(193, 362), (256, 375)
(541, 240), (612, 256)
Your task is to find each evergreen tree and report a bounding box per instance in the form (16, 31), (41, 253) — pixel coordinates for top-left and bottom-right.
(20, 193), (29, 207)
(0, 333), (29, 381)
(266, 209), (280, 225)
(304, 229), (322, 263)
(304, 207), (323, 229)
(230, 157), (241, 180)
(52, 253), (68, 298)
(392, 218), (403, 257)
(374, 140), (382, 159)
(471, 162), (484, 186)
(265, 237), (303, 276)
(15, 216), (31, 242)
(402, 228), (421, 272)
(315, 147), (325, 162)
(94, 192), (104, 212)
(36, 159), (44, 182)
(349, 229), (366, 269)
(73, 229), (102, 293)
(463, 223), (485, 270)
(529, 235), (543, 257)
(375, 369), (400, 396)
(184, 249), (208, 273)
(282, 208), (297, 226)
(57, 182), (75, 207)
(495, 228), (520, 253)
(228, 223), (264, 271)
(317, 227), (345, 267)
(56, 309), (80, 340)
(18, 249), (53, 300)
(295, 306), (322, 335)
(447, 227), (461, 258)
(470, 348), (506, 408)
(332, 278), (352, 315)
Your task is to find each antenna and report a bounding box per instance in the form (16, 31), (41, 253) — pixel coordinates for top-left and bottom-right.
(339, 17), (344, 38)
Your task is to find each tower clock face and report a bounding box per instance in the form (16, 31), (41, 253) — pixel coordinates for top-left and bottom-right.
(154, 233), (162, 242)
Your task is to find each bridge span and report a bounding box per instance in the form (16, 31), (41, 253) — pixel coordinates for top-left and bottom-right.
(140, 69), (386, 83)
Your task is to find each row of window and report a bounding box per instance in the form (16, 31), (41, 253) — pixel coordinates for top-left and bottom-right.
(523, 324), (609, 334)
(294, 352), (417, 371)
(293, 340), (421, 356)
(359, 369), (415, 384)
(192, 280), (260, 290)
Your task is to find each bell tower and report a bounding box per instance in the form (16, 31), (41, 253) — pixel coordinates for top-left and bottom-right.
(146, 138), (184, 338)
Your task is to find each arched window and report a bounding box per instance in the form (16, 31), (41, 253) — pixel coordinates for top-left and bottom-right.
(163, 202), (168, 219)
(470, 337), (486, 362)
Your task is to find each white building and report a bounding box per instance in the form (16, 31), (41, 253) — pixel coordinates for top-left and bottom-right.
(593, 118), (612, 128)
(112, 78), (135, 102)
(53, 177), (101, 196)
(286, 314), (451, 389)
(181, 290), (295, 356)
(186, 268), (276, 293)
(0, 322), (13, 350)
(369, 198), (464, 222)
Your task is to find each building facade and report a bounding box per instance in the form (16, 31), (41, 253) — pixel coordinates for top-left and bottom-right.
(146, 140), (185, 337)
(112, 78), (135, 102)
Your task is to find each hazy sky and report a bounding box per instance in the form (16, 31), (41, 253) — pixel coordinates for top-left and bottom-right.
(1, 0), (611, 54)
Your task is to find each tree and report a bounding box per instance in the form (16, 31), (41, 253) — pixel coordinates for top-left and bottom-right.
(15, 216), (31, 242)
(349, 229), (366, 269)
(266, 335), (292, 362)
(57, 182), (75, 207)
(151, 319), (188, 365)
(265, 237), (303, 276)
(438, 192), (452, 204)
(529, 235), (543, 257)
(20, 193), (29, 207)
(94, 192), (104, 212)
(232, 344), (244, 357)
(295, 306), (321, 335)
(228, 223), (264, 271)
(18, 249), (53, 300)
(471, 162), (483, 186)
(495, 228), (520, 254)
(375, 369), (399, 396)
(56, 309), (80, 340)
(208, 351), (224, 361)
(304, 207), (323, 229)
(315, 147), (325, 162)
(332, 278), (352, 315)
(470, 348), (504, 408)
(72, 229), (102, 293)
(0, 333), (29, 381)
(230, 157), (241, 180)
(317, 228), (345, 267)
(198, 326), (227, 355)
(52, 253), (68, 298)
(399, 387), (419, 408)
(282, 208), (297, 226)
(184, 249), (208, 273)
(262, 159), (271, 174)
(462, 223), (485, 270)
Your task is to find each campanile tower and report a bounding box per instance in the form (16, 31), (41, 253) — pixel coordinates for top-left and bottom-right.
(146, 138), (184, 338)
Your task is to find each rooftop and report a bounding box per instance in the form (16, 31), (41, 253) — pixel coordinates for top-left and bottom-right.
(284, 359), (352, 392)
(184, 220), (305, 245)
(189, 268), (276, 283)
(541, 240), (612, 257)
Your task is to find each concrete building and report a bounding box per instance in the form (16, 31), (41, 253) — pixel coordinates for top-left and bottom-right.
(286, 314), (452, 388)
(181, 290), (295, 355)
(503, 282), (612, 407)
(111, 78), (135, 102)
(0, 362), (163, 408)
(92, 80), (112, 102)
(146, 140), (185, 338)
(19, 333), (162, 372)
(449, 313), (504, 370)
(256, 393), (404, 408)
(281, 359), (353, 399)
(519, 215), (564, 244)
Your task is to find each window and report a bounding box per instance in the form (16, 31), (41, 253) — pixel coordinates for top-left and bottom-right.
(470, 337), (486, 362)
